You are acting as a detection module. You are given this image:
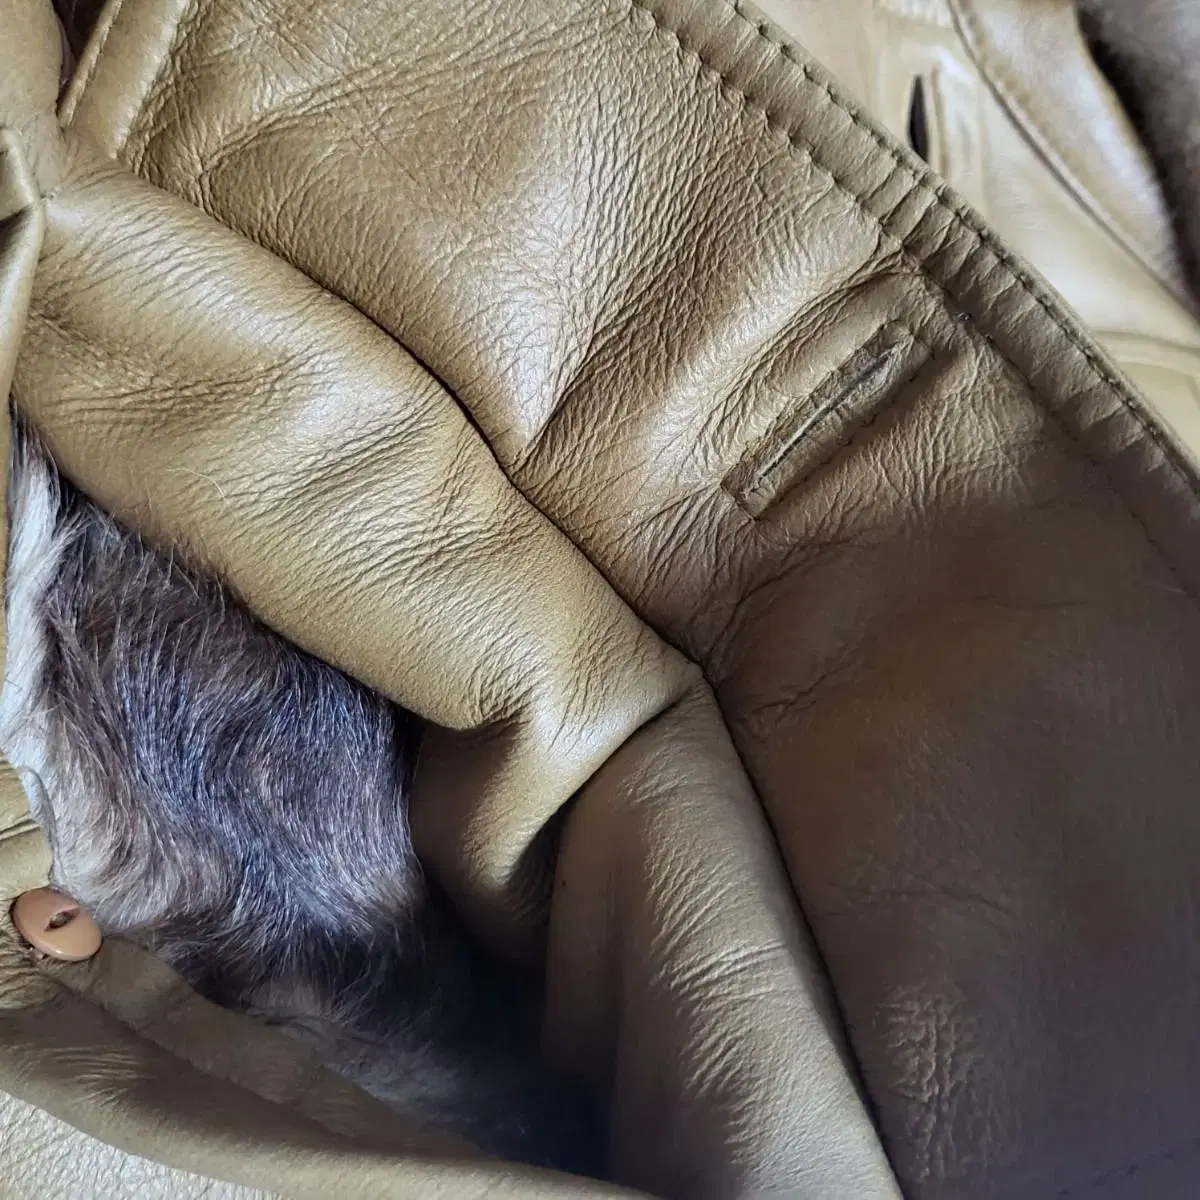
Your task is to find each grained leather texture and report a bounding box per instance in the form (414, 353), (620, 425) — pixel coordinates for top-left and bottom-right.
(0, 928), (642, 1199)
(0, 1091), (274, 1200)
(0, 110), (53, 902)
(3, 0), (1200, 1197)
(546, 686), (888, 1198)
(0, 0), (70, 195)
(11, 150), (893, 1199)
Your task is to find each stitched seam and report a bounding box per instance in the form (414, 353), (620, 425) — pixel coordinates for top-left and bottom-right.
(629, 0), (1199, 601)
(88, 0), (1200, 598)
(772, 330), (929, 488)
(756, 328), (927, 482)
(39, 7), (1200, 1178)
(67, 0), (1200, 604)
(722, 0), (1195, 491)
(948, 0), (1173, 295)
(956, 0), (1142, 250)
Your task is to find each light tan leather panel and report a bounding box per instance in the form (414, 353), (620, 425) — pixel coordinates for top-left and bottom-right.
(947, 0), (1183, 298)
(0, 1090), (273, 1200)
(549, 685), (893, 1198)
(58, 0), (1200, 1195)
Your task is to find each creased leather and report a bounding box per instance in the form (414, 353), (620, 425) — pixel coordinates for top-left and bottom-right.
(0, 927), (642, 1199)
(548, 684), (893, 1199)
(0, 122), (53, 898)
(0, 0), (70, 195)
(3, 0), (1200, 1196)
(17, 158), (694, 957)
(0, 1090), (273, 1200)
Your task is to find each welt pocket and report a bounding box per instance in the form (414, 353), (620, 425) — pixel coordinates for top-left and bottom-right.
(722, 321), (930, 518)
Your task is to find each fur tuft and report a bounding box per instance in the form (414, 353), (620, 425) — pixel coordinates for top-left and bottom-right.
(0, 416), (600, 1173)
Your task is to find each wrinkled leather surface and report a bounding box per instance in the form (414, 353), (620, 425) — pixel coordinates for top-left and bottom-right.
(545, 687), (881, 1197)
(0, 95), (53, 905)
(0, 0), (69, 195)
(0, 926), (638, 1199)
(2, 1), (896, 1195)
(3, 0), (1200, 1197)
(0, 1091), (272, 1200)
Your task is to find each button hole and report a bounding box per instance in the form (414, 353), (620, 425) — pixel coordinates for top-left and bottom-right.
(907, 76), (930, 162)
(47, 906), (77, 930)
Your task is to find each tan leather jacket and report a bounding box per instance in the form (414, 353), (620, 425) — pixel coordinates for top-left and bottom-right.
(2, 0), (1199, 1196)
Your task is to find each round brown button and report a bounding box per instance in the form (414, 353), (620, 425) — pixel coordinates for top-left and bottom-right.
(11, 888), (102, 961)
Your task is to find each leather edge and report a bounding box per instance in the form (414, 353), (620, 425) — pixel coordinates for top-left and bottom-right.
(947, 0), (1194, 311)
